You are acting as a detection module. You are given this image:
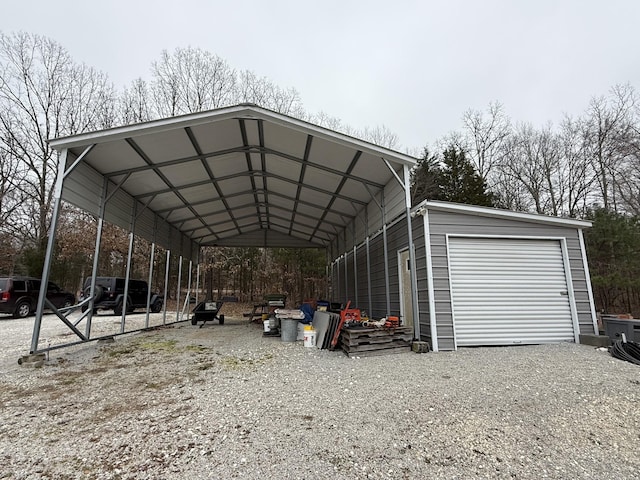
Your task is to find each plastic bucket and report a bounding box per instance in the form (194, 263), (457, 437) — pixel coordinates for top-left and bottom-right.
(280, 318), (299, 342)
(303, 328), (316, 347)
(263, 316), (270, 332)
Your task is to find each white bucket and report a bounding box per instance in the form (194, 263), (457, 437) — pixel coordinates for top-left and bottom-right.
(303, 328), (316, 347)
(263, 318), (270, 332)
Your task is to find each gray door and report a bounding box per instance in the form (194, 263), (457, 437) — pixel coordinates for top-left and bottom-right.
(448, 237), (575, 346)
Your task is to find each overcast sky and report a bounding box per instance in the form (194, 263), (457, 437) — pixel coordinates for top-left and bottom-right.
(2, 0), (638, 153)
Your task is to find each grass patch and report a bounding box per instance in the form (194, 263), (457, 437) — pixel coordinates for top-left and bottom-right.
(185, 344), (211, 353)
(221, 353), (274, 370)
(139, 339), (178, 352)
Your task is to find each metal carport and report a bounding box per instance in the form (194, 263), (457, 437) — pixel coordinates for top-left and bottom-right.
(31, 104), (419, 353)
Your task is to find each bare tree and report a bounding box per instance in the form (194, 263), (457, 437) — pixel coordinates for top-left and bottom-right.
(120, 78), (154, 125)
(236, 70), (305, 116)
(557, 116), (596, 217)
(450, 101), (512, 181)
(582, 84), (637, 212)
(499, 123), (548, 214)
(0, 32), (115, 254)
(151, 47), (236, 116)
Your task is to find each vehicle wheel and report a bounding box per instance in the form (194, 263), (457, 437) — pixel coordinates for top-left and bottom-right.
(114, 302), (123, 316)
(63, 297), (73, 308)
(14, 301), (31, 318)
(81, 303), (88, 313)
(191, 318), (197, 325)
(219, 314), (224, 325)
(151, 300), (162, 313)
(84, 285), (103, 301)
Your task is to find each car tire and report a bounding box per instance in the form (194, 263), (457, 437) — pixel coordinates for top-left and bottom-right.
(63, 297), (74, 308)
(14, 301), (31, 319)
(219, 314), (224, 325)
(84, 285), (103, 301)
(114, 302), (123, 316)
(151, 300), (162, 313)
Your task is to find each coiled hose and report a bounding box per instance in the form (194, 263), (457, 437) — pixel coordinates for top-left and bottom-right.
(609, 339), (640, 365)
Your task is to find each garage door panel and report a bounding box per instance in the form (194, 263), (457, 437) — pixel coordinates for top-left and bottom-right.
(449, 237), (575, 347)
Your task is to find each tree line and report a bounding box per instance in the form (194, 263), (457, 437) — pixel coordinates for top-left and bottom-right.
(2, 31), (640, 313)
(411, 86), (640, 315)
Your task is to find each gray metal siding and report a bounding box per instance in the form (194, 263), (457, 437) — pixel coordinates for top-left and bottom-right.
(332, 214), (412, 320)
(368, 234), (387, 315)
(356, 242), (370, 314)
(427, 210), (596, 351)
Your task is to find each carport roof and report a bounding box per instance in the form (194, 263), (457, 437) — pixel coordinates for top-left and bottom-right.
(50, 104), (417, 249)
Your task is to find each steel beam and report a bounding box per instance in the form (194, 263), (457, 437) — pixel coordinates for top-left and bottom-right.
(31, 149), (67, 353)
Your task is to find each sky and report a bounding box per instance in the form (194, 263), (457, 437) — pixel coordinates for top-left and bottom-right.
(2, 0), (639, 153)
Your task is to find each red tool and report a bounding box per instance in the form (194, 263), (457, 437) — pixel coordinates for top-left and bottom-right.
(384, 315), (400, 328)
(330, 300), (353, 350)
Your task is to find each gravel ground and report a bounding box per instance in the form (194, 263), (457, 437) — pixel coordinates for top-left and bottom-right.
(0, 311), (639, 479)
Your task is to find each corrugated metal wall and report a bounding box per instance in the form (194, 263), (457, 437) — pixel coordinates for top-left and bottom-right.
(61, 159), (199, 262)
(330, 215), (411, 319)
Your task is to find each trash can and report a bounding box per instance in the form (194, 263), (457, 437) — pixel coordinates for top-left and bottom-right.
(602, 316), (640, 343)
(280, 318), (299, 342)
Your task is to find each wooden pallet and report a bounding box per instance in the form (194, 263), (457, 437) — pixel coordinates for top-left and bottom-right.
(341, 327), (412, 357)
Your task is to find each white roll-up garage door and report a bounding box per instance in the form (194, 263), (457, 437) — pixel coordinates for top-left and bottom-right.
(448, 237), (575, 347)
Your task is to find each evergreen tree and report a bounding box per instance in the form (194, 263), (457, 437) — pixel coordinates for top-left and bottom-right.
(410, 147), (444, 205)
(439, 146), (497, 207)
(411, 145), (497, 207)
(584, 208), (640, 314)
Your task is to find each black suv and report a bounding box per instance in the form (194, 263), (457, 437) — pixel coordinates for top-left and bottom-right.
(0, 276), (76, 318)
(82, 277), (163, 315)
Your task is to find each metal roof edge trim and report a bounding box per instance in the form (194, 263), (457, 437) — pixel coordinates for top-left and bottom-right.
(413, 200), (592, 228)
(245, 108), (417, 166)
(48, 105), (250, 150)
(48, 104), (417, 166)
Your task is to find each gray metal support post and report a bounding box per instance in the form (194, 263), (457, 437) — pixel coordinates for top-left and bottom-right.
(343, 230), (348, 302)
(185, 260), (193, 320)
(381, 192), (391, 317)
(352, 222), (358, 308)
(145, 241), (156, 329)
(121, 204), (137, 333)
(403, 165), (421, 339)
(195, 263), (201, 307)
(336, 257), (341, 305)
(162, 250), (170, 324)
(176, 255), (183, 322)
(365, 210), (372, 318)
(31, 150), (67, 353)
(85, 180), (110, 338)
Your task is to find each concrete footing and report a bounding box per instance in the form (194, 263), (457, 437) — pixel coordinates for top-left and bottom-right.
(17, 353), (46, 368)
(412, 341), (430, 353)
(579, 334), (611, 347)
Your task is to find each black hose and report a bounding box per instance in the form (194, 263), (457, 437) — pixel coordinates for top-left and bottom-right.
(609, 339), (640, 366)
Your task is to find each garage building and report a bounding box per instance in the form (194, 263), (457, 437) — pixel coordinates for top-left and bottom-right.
(329, 200), (597, 351)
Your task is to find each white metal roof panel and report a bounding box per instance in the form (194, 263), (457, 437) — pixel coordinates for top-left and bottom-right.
(51, 104), (417, 250)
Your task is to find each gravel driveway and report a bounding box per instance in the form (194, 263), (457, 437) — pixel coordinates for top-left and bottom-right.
(0, 312), (638, 479)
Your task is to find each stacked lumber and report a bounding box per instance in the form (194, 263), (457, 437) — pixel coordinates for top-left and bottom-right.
(340, 326), (412, 357)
